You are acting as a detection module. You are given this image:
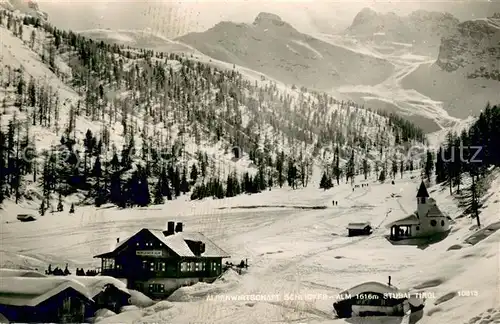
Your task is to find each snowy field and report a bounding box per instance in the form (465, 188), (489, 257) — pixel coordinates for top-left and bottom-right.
(1, 170), (499, 324)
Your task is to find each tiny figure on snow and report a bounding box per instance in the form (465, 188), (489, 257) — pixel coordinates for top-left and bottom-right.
(57, 200), (63, 212)
(69, 203), (75, 214)
(46, 264), (52, 275)
(39, 201), (46, 216)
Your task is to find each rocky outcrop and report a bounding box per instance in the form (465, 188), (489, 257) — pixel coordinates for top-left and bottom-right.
(346, 8), (459, 55)
(436, 18), (500, 76)
(1, 0), (48, 20)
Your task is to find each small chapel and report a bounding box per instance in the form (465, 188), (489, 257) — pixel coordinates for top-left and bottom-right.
(387, 181), (452, 240)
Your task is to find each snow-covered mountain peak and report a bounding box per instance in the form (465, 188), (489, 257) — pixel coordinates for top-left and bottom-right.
(253, 12), (283, 25)
(252, 12), (295, 31)
(350, 7), (378, 27)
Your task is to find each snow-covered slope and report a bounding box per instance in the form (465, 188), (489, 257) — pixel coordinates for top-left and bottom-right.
(1, 168), (499, 324)
(315, 33), (461, 133)
(76, 29), (196, 54)
(176, 12), (395, 91)
(320, 9), (498, 132)
(401, 14), (500, 120)
(0, 9), (425, 212)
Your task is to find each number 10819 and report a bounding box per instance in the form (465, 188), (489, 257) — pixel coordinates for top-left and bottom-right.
(458, 290), (479, 297)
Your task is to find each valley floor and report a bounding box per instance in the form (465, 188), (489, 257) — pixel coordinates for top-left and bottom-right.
(1, 171), (499, 324)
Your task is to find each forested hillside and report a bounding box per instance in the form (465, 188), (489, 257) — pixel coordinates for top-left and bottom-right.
(424, 103), (500, 226)
(0, 9), (425, 212)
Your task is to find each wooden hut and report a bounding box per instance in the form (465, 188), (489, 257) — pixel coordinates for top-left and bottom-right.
(347, 222), (372, 237)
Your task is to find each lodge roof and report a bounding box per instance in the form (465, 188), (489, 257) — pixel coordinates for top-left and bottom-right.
(0, 277), (93, 307)
(417, 181), (429, 198)
(94, 228), (230, 259)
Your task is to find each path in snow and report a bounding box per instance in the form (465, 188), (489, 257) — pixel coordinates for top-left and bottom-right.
(217, 178), (423, 322)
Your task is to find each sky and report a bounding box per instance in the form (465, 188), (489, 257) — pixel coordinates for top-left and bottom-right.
(36, 0), (500, 38)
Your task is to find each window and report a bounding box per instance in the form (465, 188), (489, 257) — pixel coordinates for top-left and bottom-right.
(142, 260), (148, 270)
(103, 258), (115, 270)
(63, 297), (71, 312)
(195, 262), (202, 271)
(212, 262), (218, 271)
(180, 262), (187, 272)
(150, 262), (165, 272)
(430, 220), (437, 227)
(202, 262), (206, 271)
(416, 226), (420, 231)
(441, 220), (445, 226)
(190, 262), (195, 271)
(148, 283), (165, 293)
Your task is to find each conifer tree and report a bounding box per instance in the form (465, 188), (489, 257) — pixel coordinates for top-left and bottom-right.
(153, 179), (164, 205)
(424, 150), (434, 181)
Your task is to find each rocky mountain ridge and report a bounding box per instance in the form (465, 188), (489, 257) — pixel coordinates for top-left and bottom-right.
(0, 0), (47, 20)
(175, 12), (394, 91)
(436, 15), (500, 82)
(346, 8), (460, 55)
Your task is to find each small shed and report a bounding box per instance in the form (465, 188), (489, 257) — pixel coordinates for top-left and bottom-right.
(0, 277), (95, 323)
(347, 222), (372, 237)
(16, 214), (36, 222)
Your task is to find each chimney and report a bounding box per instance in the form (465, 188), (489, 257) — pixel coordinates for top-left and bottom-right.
(388, 276), (392, 286)
(162, 221), (175, 236)
(175, 222), (183, 233)
(116, 237), (119, 243)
